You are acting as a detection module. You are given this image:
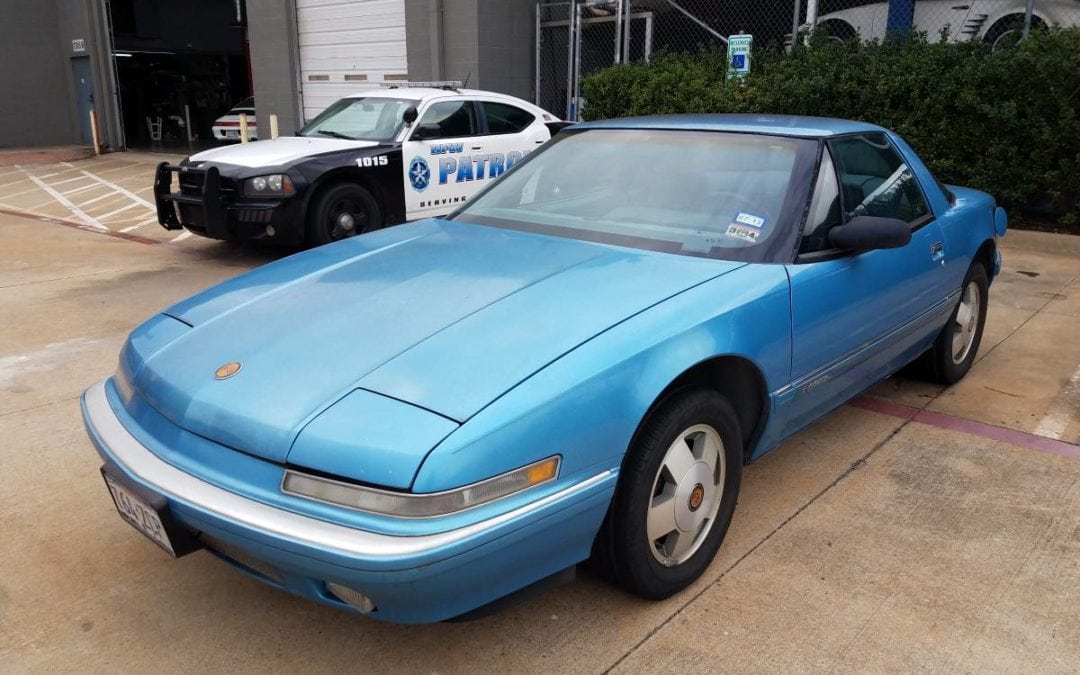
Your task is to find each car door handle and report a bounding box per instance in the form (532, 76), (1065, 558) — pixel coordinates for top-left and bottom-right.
(470, 145), (482, 151)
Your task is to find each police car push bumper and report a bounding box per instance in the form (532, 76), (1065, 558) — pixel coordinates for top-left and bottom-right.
(153, 162), (307, 243)
(82, 379), (616, 623)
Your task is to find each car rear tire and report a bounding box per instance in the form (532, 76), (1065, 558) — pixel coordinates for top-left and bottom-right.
(914, 261), (989, 384)
(307, 182), (382, 247)
(593, 388), (742, 600)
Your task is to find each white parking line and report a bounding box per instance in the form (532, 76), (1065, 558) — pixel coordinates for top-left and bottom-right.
(1034, 364), (1080, 440)
(34, 167), (82, 179)
(97, 202), (144, 219)
(170, 231), (193, 242)
(119, 217), (158, 233)
(15, 166), (107, 230)
(0, 185), (50, 201)
(65, 164), (154, 209)
(61, 183), (101, 196)
(49, 174), (97, 186)
(77, 191), (121, 207)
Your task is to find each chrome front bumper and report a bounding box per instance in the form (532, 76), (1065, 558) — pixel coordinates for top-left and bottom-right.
(82, 380), (612, 561)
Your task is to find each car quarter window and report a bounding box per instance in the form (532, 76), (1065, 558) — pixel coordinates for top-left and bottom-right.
(828, 133), (930, 226)
(481, 101), (535, 134)
(414, 100), (477, 139)
(799, 147), (842, 254)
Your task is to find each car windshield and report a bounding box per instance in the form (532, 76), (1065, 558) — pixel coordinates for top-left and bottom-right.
(452, 129), (814, 261)
(299, 97), (412, 142)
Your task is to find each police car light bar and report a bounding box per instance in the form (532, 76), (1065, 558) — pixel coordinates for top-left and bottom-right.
(378, 81), (463, 90)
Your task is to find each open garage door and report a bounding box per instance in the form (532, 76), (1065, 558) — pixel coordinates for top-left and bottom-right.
(296, 0), (409, 122)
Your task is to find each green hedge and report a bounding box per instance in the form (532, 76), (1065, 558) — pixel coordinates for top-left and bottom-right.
(581, 29), (1080, 224)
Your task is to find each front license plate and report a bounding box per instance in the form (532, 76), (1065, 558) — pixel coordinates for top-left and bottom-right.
(102, 470), (177, 556)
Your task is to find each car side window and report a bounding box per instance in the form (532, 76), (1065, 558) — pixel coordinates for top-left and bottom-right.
(482, 102), (535, 134)
(414, 101), (477, 139)
(828, 133), (930, 225)
(799, 147), (842, 254)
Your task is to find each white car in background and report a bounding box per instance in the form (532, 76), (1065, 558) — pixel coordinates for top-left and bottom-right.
(810, 0), (1080, 48)
(212, 97), (258, 142)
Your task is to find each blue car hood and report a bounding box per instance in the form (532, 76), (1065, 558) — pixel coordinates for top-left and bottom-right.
(134, 219), (740, 466)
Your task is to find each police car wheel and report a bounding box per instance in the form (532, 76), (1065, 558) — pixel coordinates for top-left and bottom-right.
(307, 182), (381, 246)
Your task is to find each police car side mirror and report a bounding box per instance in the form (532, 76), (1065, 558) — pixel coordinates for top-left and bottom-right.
(412, 123), (442, 140)
(403, 106), (418, 125)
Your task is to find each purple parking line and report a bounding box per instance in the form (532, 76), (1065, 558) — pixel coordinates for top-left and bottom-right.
(851, 396), (1080, 461)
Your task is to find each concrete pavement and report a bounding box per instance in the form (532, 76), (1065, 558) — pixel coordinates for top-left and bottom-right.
(0, 151), (183, 243)
(0, 201), (1078, 673)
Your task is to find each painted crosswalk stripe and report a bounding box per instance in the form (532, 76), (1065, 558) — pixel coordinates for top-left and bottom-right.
(119, 217), (158, 233)
(1034, 364), (1080, 441)
(97, 202), (143, 219)
(63, 163), (155, 208)
(15, 166), (107, 231)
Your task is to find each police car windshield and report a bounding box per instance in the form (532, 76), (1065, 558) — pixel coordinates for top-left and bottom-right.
(453, 129), (816, 262)
(299, 97), (412, 142)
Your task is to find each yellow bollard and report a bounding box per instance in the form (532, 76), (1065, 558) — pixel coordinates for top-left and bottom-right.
(239, 113), (249, 143)
(270, 113), (279, 140)
(89, 109), (102, 155)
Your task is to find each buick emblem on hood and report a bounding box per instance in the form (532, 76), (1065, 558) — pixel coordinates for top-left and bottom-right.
(214, 362), (242, 380)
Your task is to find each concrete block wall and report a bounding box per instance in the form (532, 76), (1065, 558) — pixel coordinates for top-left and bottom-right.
(246, 0), (304, 136)
(0, 1), (73, 147)
(477, 0), (536, 101)
(406, 0), (536, 102)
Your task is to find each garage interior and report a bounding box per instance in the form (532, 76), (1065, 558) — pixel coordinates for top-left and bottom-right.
(108, 0), (251, 150)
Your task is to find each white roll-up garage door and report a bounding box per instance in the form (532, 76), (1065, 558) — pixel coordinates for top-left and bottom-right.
(296, 0), (409, 121)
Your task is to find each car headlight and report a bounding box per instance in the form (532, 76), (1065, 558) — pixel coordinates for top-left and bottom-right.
(244, 174), (295, 197)
(281, 456), (560, 518)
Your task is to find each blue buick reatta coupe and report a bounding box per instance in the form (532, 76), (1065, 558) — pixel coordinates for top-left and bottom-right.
(83, 115), (1007, 623)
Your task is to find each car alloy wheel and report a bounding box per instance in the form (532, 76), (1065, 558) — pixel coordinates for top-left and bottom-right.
(308, 182), (382, 247)
(951, 280), (981, 365)
(593, 388), (742, 600)
(647, 424), (725, 567)
(328, 198), (369, 241)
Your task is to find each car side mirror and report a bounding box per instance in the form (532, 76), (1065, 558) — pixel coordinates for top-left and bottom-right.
(411, 123), (442, 140)
(402, 105), (418, 125)
(828, 215), (912, 252)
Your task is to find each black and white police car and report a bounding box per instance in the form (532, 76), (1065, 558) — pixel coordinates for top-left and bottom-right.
(154, 83), (567, 246)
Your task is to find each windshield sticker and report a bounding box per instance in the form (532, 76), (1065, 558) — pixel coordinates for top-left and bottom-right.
(734, 212), (767, 229)
(725, 224), (760, 244)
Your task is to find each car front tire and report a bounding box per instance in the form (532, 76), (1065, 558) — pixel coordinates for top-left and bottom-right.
(307, 182), (382, 247)
(594, 388), (742, 600)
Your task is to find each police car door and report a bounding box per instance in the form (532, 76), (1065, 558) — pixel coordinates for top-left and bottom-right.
(474, 98), (550, 185)
(401, 98), (487, 220)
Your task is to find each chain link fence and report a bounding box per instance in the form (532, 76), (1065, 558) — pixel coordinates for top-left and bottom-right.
(537, 0), (1080, 119)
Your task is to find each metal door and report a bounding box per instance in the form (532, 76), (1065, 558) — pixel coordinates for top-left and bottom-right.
(71, 57), (94, 145)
